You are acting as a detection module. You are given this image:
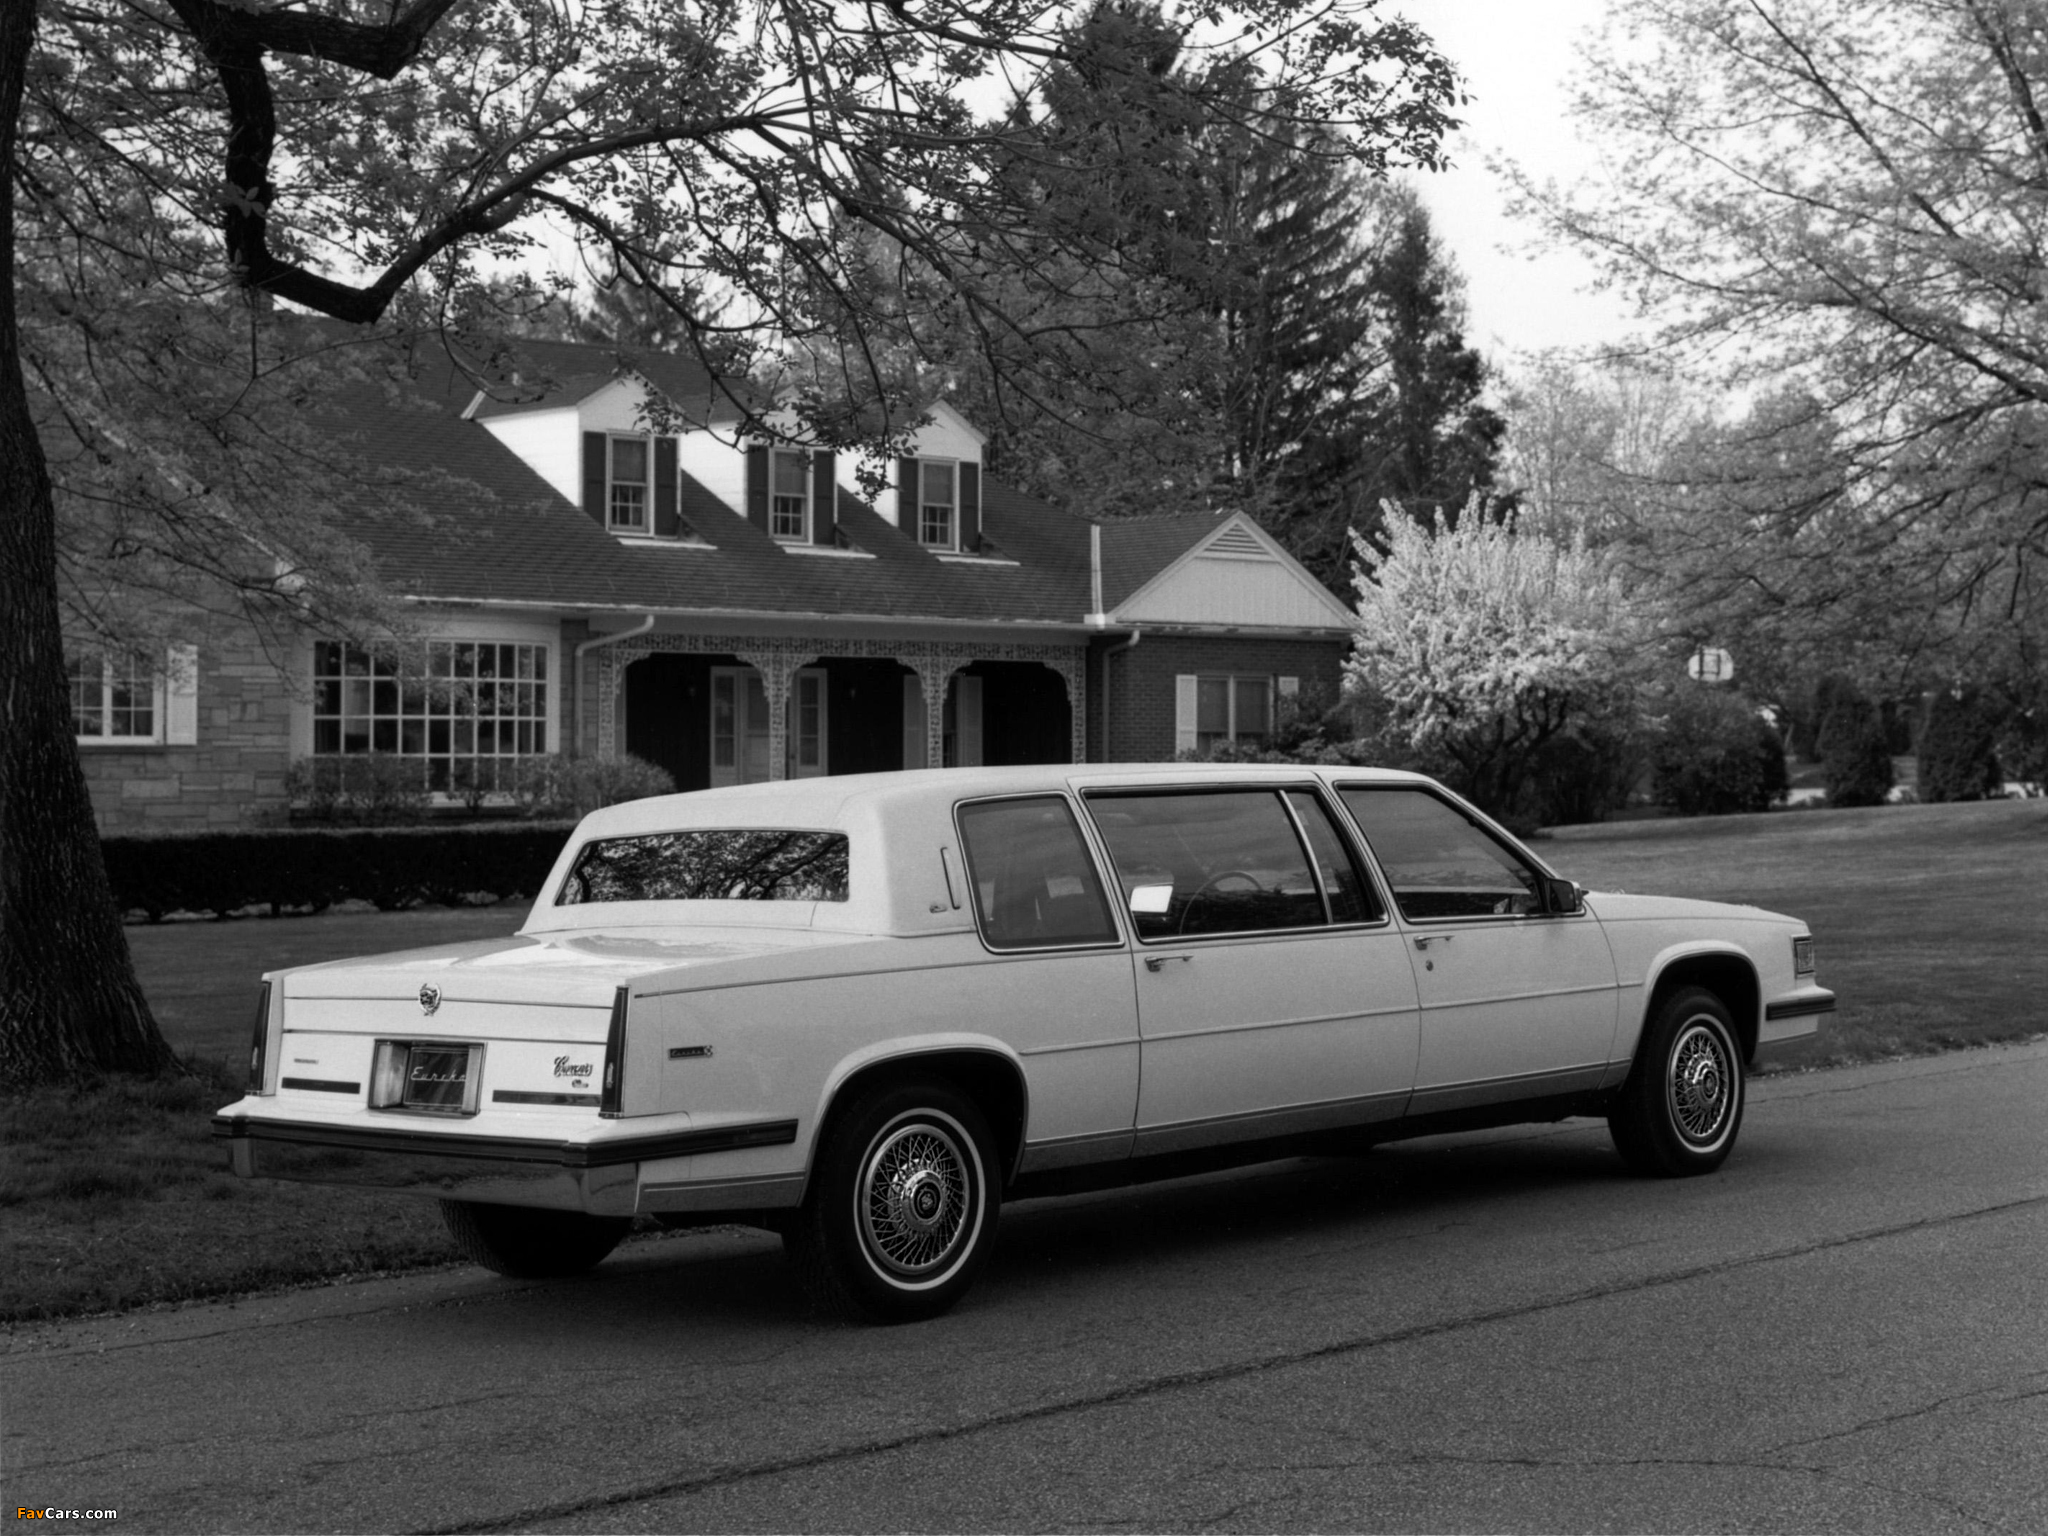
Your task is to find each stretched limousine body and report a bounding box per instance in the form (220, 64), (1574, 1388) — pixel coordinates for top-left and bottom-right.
(214, 765), (1833, 1320)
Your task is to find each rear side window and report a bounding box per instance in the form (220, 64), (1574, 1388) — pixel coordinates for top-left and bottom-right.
(1338, 786), (1540, 920)
(558, 830), (850, 903)
(957, 797), (1120, 949)
(1086, 789), (1325, 940)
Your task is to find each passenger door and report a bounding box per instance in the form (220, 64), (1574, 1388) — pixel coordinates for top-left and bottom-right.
(1337, 785), (1618, 1113)
(1083, 787), (1420, 1155)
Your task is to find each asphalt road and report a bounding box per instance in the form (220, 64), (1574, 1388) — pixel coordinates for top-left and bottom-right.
(6, 1042), (2046, 1535)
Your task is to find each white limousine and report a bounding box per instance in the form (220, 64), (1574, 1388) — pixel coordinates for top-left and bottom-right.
(215, 765), (1834, 1320)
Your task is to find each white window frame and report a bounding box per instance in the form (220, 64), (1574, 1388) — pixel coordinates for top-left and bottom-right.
(307, 639), (551, 798)
(607, 434), (650, 532)
(769, 448), (812, 542)
(69, 646), (197, 747)
(1174, 673), (1274, 756)
(916, 458), (957, 551)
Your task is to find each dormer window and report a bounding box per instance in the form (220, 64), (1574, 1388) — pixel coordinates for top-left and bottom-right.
(608, 436), (649, 531)
(918, 460), (957, 549)
(770, 449), (811, 541)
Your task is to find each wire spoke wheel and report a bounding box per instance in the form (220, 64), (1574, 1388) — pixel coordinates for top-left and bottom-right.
(1609, 985), (1745, 1178)
(1667, 1019), (1734, 1145)
(859, 1121), (972, 1277)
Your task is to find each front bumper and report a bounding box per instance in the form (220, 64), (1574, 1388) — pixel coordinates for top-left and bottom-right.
(212, 1113), (798, 1217)
(1756, 987), (1836, 1058)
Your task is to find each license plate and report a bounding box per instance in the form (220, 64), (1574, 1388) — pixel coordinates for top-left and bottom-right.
(402, 1044), (475, 1113)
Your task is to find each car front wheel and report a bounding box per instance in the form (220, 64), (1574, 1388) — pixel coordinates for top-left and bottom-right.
(1608, 986), (1746, 1177)
(785, 1079), (1000, 1323)
(439, 1200), (632, 1278)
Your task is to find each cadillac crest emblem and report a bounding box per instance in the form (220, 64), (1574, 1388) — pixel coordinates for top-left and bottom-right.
(419, 983), (442, 1016)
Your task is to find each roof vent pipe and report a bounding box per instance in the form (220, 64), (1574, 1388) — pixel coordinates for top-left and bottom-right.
(572, 614), (657, 758)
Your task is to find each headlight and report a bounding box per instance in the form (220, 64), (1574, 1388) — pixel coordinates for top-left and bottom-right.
(1793, 935), (1815, 976)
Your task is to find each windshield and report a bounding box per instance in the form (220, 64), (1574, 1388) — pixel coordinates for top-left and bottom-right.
(557, 829), (850, 904)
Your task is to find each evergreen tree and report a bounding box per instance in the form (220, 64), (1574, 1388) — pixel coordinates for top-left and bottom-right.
(1350, 200), (1506, 531)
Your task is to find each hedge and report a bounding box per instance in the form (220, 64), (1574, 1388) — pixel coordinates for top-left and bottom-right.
(103, 823), (578, 920)
(1652, 687), (1788, 816)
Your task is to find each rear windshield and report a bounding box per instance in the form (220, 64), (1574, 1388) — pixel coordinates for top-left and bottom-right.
(557, 830), (850, 904)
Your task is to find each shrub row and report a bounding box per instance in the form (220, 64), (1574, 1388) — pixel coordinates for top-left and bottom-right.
(103, 823), (578, 920)
(285, 753), (677, 824)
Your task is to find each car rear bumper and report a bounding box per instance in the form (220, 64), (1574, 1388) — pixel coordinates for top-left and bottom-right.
(212, 1113), (798, 1217)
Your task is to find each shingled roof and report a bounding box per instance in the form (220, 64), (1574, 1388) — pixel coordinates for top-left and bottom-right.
(326, 342), (1103, 625)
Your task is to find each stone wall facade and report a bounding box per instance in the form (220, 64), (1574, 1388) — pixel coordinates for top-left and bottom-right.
(1088, 632), (1349, 762)
(79, 639), (294, 834)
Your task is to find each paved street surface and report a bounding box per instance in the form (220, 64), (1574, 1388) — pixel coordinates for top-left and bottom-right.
(6, 1042), (2046, 1534)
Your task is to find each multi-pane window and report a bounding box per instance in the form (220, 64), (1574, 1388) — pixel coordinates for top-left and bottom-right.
(770, 449), (810, 540)
(1195, 674), (1272, 753)
(312, 641), (549, 794)
(608, 436), (648, 531)
(69, 652), (157, 741)
(918, 460), (956, 548)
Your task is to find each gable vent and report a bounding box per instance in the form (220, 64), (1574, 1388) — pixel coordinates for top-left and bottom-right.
(1203, 522), (1269, 558)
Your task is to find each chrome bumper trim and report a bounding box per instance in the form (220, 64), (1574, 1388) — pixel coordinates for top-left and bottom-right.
(212, 1115), (799, 1217)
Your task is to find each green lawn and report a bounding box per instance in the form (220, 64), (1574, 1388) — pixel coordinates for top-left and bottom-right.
(3, 800), (2043, 1324)
(1544, 797), (2048, 1069)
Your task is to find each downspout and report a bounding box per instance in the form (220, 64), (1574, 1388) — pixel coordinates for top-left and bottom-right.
(572, 614), (656, 758)
(1098, 628), (1140, 763)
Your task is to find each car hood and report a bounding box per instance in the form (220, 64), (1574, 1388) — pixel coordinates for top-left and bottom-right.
(1585, 890), (1797, 926)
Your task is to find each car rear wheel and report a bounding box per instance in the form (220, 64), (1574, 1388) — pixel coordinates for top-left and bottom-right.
(1608, 986), (1746, 1177)
(785, 1078), (1000, 1323)
(439, 1200), (632, 1278)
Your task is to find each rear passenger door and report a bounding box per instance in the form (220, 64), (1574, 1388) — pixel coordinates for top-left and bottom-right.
(954, 794), (1141, 1174)
(1083, 786), (1420, 1155)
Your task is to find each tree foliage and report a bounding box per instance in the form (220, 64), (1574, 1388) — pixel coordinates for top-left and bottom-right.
(1917, 687), (2004, 803)
(2, 0), (1463, 1084)
(1511, 0), (2048, 701)
(1344, 499), (1653, 817)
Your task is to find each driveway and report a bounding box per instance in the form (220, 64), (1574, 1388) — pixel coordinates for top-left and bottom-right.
(5, 1041), (2045, 1533)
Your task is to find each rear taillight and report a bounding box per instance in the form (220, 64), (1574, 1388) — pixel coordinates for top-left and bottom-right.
(247, 981), (273, 1094)
(601, 986), (628, 1118)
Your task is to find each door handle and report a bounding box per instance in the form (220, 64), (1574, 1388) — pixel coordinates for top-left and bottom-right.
(1144, 954), (1192, 972)
(1412, 935), (1452, 951)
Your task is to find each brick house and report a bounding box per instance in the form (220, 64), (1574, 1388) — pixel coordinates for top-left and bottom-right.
(70, 340), (1356, 832)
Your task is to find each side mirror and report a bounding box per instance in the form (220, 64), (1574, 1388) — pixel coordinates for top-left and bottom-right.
(1129, 883), (1174, 916)
(1539, 876), (1583, 916)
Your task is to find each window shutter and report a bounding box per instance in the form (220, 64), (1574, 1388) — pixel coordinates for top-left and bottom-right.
(1174, 674), (1198, 756)
(653, 437), (679, 537)
(165, 645), (199, 745)
(811, 450), (837, 545)
(745, 445), (769, 531)
(902, 674), (926, 769)
(898, 456), (918, 532)
(956, 675), (983, 766)
(581, 433), (607, 527)
(958, 462), (981, 553)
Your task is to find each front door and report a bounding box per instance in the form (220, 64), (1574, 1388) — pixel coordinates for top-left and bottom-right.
(711, 666), (827, 786)
(1336, 784), (1618, 1113)
(1084, 786), (1420, 1155)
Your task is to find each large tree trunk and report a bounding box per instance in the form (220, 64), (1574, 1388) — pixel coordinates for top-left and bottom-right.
(0, 0), (176, 1088)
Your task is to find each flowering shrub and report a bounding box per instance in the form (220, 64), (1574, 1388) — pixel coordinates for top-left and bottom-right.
(1344, 503), (1653, 818)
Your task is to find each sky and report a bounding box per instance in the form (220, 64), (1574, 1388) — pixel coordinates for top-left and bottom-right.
(1389, 0), (1635, 360)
